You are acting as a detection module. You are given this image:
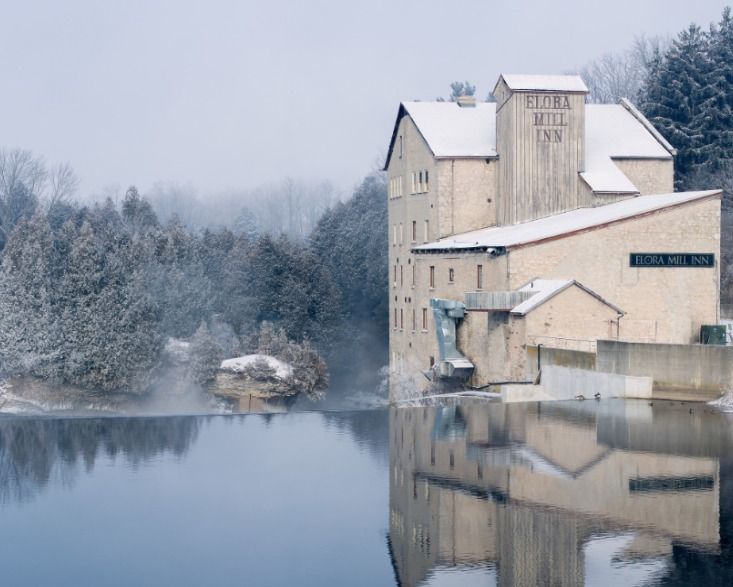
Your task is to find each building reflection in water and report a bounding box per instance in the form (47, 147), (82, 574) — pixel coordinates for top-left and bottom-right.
(389, 400), (733, 586)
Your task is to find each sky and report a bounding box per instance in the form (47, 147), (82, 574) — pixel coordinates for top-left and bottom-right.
(0, 0), (731, 199)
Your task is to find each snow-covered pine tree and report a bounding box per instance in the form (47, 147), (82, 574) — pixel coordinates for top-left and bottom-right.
(57, 219), (161, 391)
(232, 206), (259, 242)
(121, 186), (159, 237)
(148, 219), (212, 339)
(641, 25), (712, 188)
(188, 322), (224, 385)
(702, 7), (733, 172)
(0, 212), (60, 378)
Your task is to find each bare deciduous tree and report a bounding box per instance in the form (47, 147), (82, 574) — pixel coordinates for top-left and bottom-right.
(0, 148), (79, 204)
(573, 35), (670, 104)
(0, 149), (79, 249)
(48, 163), (80, 207)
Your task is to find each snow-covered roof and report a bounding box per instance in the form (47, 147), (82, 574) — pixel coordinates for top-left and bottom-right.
(403, 101), (497, 158)
(581, 104), (673, 193)
(510, 279), (623, 316)
(413, 190), (721, 252)
(385, 101), (674, 193)
(498, 74), (588, 93)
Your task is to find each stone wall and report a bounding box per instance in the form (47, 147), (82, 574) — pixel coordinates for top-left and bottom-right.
(436, 158), (497, 237)
(613, 159), (674, 195)
(508, 196), (721, 344)
(597, 339), (733, 397)
(390, 251), (510, 394)
(523, 284), (621, 350)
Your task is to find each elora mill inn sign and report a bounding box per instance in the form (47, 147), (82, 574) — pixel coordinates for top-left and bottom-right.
(630, 253), (715, 267)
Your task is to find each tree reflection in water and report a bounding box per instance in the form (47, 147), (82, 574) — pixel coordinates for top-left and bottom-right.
(0, 416), (201, 504)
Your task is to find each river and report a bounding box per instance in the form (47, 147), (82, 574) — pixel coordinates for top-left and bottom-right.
(0, 398), (732, 586)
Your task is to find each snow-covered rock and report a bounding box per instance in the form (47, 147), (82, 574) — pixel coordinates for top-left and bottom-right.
(219, 354), (293, 380)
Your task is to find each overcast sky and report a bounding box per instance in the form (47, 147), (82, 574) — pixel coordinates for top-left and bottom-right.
(1, 0), (730, 199)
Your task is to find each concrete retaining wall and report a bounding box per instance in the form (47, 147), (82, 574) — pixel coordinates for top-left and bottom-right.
(526, 346), (596, 378)
(501, 365), (652, 402)
(597, 339), (733, 396)
(540, 365), (652, 400)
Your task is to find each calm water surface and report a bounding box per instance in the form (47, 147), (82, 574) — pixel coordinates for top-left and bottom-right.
(1, 399), (733, 586)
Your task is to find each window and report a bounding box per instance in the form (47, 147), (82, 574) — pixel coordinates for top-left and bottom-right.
(425, 170), (429, 191)
(477, 264), (483, 289)
(389, 177), (402, 199)
(429, 266), (435, 288)
(422, 308), (428, 330)
(448, 268), (454, 283)
(400, 308), (404, 330)
(411, 221), (416, 242)
(418, 171), (423, 192)
(400, 265), (403, 286)
(411, 172), (416, 194)
(393, 265), (397, 285)
(399, 135), (403, 159)
(424, 220), (429, 242)
(394, 308), (398, 328)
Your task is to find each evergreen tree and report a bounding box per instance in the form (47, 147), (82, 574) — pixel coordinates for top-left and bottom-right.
(641, 25), (713, 187)
(310, 172), (388, 329)
(0, 213), (60, 378)
(147, 220), (212, 338)
(121, 186), (159, 236)
(218, 236), (258, 335)
(232, 206), (259, 242)
(702, 7), (733, 170)
(57, 220), (161, 391)
(188, 322), (224, 385)
(0, 183), (38, 252)
(449, 81), (476, 101)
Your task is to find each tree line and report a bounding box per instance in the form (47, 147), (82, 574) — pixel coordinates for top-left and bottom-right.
(576, 7), (733, 198)
(0, 152), (387, 393)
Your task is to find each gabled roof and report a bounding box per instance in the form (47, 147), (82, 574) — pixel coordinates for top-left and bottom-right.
(496, 74), (588, 93)
(581, 103), (673, 194)
(384, 100), (675, 194)
(383, 102), (497, 169)
(413, 190), (721, 253)
(510, 279), (624, 316)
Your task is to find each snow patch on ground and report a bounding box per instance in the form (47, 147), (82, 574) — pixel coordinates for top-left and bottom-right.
(709, 390), (733, 411)
(220, 354), (293, 380)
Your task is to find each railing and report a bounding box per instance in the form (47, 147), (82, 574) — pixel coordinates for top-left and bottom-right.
(465, 290), (534, 311)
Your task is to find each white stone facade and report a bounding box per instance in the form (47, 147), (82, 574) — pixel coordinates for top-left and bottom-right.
(385, 75), (720, 396)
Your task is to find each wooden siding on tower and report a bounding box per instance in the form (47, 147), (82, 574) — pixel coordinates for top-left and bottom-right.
(496, 79), (586, 225)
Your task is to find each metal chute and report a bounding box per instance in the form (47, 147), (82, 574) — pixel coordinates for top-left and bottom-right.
(429, 298), (474, 380)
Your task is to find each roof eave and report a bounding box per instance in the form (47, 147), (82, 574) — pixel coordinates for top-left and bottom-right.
(434, 154), (499, 161)
(383, 103), (408, 171)
(619, 98), (678, 156)
(510, 280), (625, 316)
(414, 190), (722, 254)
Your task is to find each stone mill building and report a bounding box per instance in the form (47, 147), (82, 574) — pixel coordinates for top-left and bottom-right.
(385, 74), (721, 396)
